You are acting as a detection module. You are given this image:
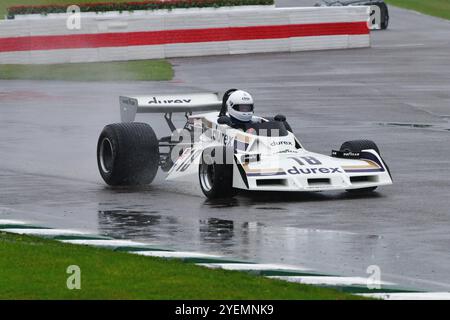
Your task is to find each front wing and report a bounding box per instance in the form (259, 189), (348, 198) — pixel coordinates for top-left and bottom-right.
(231, 150), (392, 192)
(167, 146), (392, 193)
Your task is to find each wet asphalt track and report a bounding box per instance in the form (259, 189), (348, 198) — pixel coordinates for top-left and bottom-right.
(1, 2), (450, 291)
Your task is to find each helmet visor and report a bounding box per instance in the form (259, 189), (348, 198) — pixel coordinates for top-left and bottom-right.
(232, 104), (254, 112)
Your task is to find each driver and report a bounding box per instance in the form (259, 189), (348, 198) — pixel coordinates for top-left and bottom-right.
(226, 90), (257, 130)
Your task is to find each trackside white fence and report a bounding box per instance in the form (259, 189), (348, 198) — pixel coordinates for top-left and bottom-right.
(0, 6), (370, 64)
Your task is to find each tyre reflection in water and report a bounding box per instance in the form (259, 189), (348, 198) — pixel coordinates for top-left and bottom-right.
(97, 205), (265, 257)
(98, 209), (179, 241)
(199, 218), (234, 245)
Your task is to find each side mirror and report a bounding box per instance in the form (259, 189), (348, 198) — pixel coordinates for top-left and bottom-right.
(274, 114), (286, 122)
(218, 116), (232, 126)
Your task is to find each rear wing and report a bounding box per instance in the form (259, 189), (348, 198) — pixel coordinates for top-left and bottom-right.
(120, 93), (222, 122)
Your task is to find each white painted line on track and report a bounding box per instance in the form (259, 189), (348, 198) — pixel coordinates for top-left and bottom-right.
(1, 228), (85, 236)
(0, 219), (27, 225)
(60, 239), (150, 247)
(198, 263), (311, 271)
(358, 292), (450, 300)
(132, 251), (222, 259)
(268, 276), (395, 287)
(372, 43), (425, 49)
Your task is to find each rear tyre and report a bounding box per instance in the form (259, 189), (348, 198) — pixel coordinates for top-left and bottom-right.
(340, 140), (380, 194)
(97, 122), (159, 186)
(199, 147), (236, 199)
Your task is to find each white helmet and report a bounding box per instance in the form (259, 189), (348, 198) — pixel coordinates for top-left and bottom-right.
(226, 90), (254, 122)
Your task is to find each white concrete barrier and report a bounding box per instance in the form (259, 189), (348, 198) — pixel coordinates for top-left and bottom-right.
(0, 6), (370, 64)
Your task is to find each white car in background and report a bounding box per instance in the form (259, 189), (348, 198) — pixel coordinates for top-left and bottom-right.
(315, 0), (390, 30)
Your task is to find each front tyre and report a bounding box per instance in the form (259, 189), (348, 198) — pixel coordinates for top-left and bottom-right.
(340, 139), (380, 155)
(97, 122), (159, 186)
(199, 147), (236, 199)
(340, 140), (380, 194)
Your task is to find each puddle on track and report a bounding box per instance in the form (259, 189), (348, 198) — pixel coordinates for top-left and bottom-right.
(378, 122), (450, 132)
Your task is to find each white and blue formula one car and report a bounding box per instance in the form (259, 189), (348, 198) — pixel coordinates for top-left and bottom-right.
(97, 91), (392, 199)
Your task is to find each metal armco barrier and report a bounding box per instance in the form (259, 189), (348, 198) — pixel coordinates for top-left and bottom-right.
(0, 6), (370, 64)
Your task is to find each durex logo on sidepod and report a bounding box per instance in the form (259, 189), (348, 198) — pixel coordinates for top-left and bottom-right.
(270, 141), (293, 147)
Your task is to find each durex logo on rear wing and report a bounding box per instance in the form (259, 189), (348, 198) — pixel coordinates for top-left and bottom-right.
(120, 92), (222, 122)
(148, 97), (192, 104)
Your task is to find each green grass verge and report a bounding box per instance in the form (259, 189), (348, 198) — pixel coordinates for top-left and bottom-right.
(0, 60), (174, 81)
(0, 232), (362, 299)
(2, 0), (449, 21)
(386, 0), (450, 20)
(0, 0), (134, 18)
